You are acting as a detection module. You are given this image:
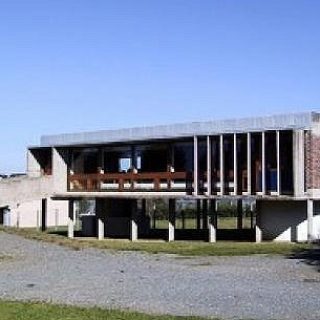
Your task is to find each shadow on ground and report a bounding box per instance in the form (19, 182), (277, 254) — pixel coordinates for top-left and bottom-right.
(289, 243), (320, 272)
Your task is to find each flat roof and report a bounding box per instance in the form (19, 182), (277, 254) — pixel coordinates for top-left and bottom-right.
(40, 111), (317, 147)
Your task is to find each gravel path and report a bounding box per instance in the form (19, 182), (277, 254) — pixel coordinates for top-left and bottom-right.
(0, 232), (319, 320)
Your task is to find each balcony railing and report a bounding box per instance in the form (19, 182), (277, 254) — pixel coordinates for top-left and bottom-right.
(68, 172), (193, 192)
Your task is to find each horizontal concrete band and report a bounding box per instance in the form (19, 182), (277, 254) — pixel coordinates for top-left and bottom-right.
(40, 112), (315, 147)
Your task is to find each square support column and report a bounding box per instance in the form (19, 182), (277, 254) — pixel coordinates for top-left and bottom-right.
(307, 199), (314, 243)
(233, 133), (238, 195)
(237, 199), (243, 230)
(194, 136), (199, 195)
(255, 201), (262, 243)
(130, 200), (138, 242)
(96, 199), (106, 240)
(247, 132), (252, 195)
(168, 199), (176, 242)
(261, 132), (266, 195)
(219, 135), (224, 195)
(196, 199), (201, 230)
(68, 200), (75, 239)
(207, 136), (212, 196)
(276, 130), (281, 195)
(202, 200), (208, 230)
(208, 199), (217, 243)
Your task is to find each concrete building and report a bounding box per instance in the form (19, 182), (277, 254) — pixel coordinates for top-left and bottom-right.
(1, 111), (320, 242)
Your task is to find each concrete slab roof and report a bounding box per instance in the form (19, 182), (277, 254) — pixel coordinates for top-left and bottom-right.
(40, 111), (318, 147)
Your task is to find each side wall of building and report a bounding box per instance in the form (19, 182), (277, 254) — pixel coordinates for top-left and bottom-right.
(4, 198), (68, 228)
(257, 200), (320, 242)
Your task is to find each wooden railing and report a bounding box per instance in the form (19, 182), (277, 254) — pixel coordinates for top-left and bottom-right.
(68, 171), (193, 192)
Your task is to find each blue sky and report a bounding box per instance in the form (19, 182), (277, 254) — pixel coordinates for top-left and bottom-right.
(0, 0), (320, 173)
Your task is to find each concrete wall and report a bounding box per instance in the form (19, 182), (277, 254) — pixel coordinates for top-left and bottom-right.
(0, 176), (53, 208)
(3, 198), (68, 228)
(257, 200), (320, 242)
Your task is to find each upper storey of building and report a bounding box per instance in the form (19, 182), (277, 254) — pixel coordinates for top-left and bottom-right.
(39, 112), (319, 148)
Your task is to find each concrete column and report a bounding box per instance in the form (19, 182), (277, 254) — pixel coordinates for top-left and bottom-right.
(207, 136), (212, 196)
(27, 149), (41, 178)
(208, 199), (217, 243)
(96, 199), (105, 240)
(276, 130), (281, 195)
(261, 132), (266, 195)
(130, 200), (138, 241)
(237, 199), (243, 230)
(194, 136), (199, 195)
(255, 224), (262, 243)
(255, 201), (262, 243)
(247, 133), (252, 195)
(196, 199), (201, 229)
(220, 135), (224, 195)
(293, 130), (305, 197)
(233, 133), (238, 195)
(168, 199), (175, 242)
(307, 199), (314, 242)
(68, 200), (75, 239)
(53, 148), (69, 192)
(202, 200), (208, 230)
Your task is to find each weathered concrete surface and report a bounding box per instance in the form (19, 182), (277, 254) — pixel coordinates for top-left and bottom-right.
(0, 232), (320, 320)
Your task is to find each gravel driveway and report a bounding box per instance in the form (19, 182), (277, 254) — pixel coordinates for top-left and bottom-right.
(0, 231), (319, 320)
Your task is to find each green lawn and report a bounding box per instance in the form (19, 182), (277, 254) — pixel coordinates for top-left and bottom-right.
(154, 217), (253, 229)
(0, 227), (312, 257)
(0, 301), (210, 320)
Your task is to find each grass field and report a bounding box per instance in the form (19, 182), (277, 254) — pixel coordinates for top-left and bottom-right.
(1, 227), (312, 257)
(0, 301), (210, 320)
(154, 217), (253, 229)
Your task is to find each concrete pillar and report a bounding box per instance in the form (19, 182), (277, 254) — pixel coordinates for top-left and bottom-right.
(261, 132), (266, 195)
(220, 135), (224, 195)
(307, 199), (314, 243)
(233, 133), (238, 195)
(168, 199), (175, 242)
(202, 200), (208, 230)
(53, 148), (69, 192)
(130, 200), (138, 241)
(194, 136), (199, 195)
(293, 130), (305, 197)
(247, 133), (252, 195)
(255, 202), (262, 243)
(208, 199), (217, 243)
(237, 199), (243, 230)
(27, 149), (41, 178)
(96, 199), (105, 240)
(68, 200), (75, 239)
(207, 136), (212, 196)
(196, 199), (201, 229)
(255, 224), (262, 243)
(276, 130), (281, 195)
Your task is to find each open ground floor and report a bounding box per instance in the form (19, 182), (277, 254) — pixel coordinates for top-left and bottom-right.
(65, 197), (320, 243)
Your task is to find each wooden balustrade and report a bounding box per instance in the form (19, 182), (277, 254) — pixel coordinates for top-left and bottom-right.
(68, 171), (193, 192)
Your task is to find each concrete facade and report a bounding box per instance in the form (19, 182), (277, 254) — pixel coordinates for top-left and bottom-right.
(2, 111), (320, 242)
